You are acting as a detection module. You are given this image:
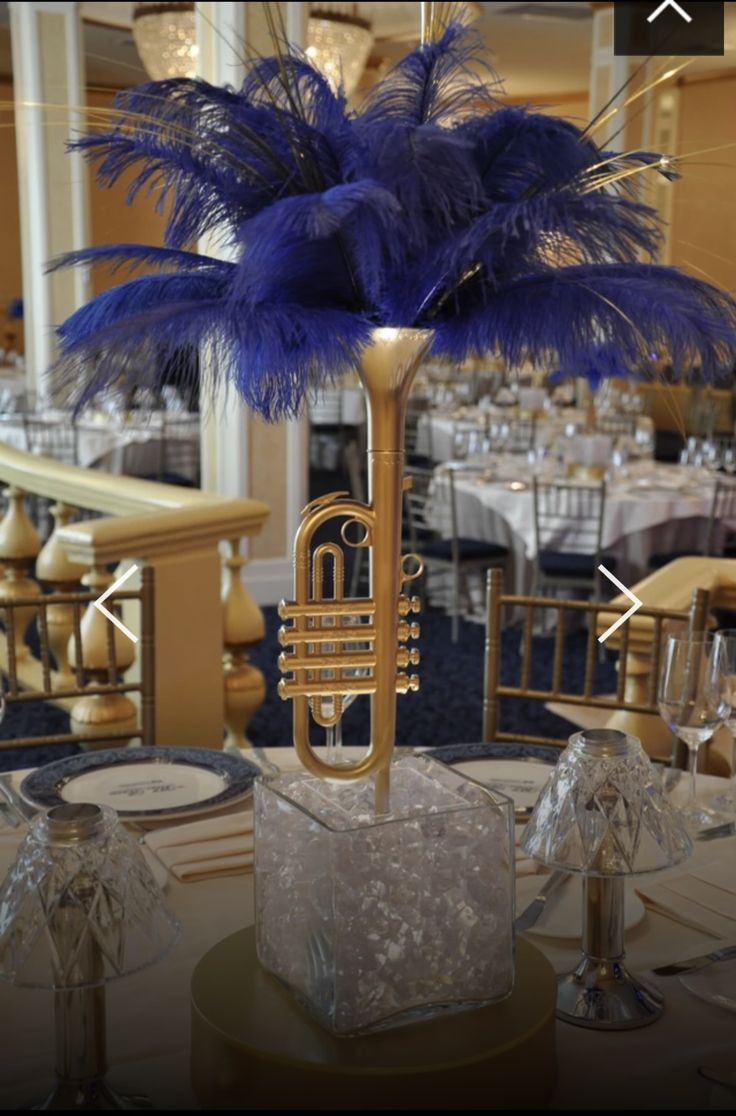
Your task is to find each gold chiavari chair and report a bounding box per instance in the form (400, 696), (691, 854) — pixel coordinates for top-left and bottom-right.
(0, 567), (155, 754)
(482, 567), (707, 757)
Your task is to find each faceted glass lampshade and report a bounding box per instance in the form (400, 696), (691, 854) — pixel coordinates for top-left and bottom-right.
(0, 803), (179, 989)
(522, 729), (693, 876)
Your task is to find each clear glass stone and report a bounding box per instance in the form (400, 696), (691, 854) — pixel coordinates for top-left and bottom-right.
(255, 754), (515, 1035)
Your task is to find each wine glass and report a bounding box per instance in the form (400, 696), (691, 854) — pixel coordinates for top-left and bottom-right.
(711, 630), (736, 817)
(322, 613), (370, 765)
(658, 634), (731, 832)
(702, 439), (722, 474)
(721, 443), (736, 476)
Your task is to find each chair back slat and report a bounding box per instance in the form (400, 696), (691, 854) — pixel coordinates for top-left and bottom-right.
(483, 567), (703, 749)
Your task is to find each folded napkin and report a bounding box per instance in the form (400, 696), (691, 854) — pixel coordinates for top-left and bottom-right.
(144, 810), (253, 882)
(635, 859), (736, 940)
(145, 808), (540, 883)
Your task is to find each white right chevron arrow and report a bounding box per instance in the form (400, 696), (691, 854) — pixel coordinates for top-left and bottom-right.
(597, 565), (643, 644)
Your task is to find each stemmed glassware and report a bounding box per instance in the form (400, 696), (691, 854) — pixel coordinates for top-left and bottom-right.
(711, 629), (736, 817)
(658, 634), (731, 831)
(323, 613), (370, 765)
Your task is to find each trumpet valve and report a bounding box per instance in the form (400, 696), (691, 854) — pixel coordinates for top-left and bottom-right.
(398, 594), (422, 617)
(397, 647), (420, 669)
(396, 673), (420, 694)
(398, 620), (420, 642)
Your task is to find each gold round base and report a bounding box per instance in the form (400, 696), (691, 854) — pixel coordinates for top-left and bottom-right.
(191, 926), (558, 1110)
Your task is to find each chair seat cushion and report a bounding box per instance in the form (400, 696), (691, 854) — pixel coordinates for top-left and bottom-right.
(422, 538), (508, 563)
(539, 551), (617, 578)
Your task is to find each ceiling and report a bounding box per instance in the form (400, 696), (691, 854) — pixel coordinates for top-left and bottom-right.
(0, 3), (731, 96)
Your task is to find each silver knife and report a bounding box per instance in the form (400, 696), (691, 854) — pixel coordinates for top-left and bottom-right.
(515, 870), (567, 932)
(653, 944), (736, 977)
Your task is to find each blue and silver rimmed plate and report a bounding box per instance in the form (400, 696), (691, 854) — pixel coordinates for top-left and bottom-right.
(422, 742), (559, 819)
(21, 747), (259, 822)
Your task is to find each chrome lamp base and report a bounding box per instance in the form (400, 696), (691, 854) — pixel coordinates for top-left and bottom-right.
(557, 876), (664, 1030)
(557, 956), (663, 1030)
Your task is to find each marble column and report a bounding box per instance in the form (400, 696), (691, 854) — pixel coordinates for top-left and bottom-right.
(197, 1), (309, 606)
(9, 1), (90, 405)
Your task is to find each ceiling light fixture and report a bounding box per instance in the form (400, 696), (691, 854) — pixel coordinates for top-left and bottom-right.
(307, 4), (374, 96)
(132, 1), (198, 81)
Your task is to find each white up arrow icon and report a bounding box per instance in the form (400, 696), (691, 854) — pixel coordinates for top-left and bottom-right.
(92, 564), (139, 644)
(597, 565), (643, 644)
(648, 0), (692, 23)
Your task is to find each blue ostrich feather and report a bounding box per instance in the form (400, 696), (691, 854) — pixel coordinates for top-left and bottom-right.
(549, 345), (642, 388)
(52, 22), (736, 420)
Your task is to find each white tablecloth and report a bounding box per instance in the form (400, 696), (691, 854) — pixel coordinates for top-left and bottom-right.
(434, 459), (726, 591)
(418, 407), (652, 464)
(0, 412), (199, 479)
(0, 751), (734, 1110)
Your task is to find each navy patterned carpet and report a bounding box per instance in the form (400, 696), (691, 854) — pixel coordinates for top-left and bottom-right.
(0, 604), (618, 770)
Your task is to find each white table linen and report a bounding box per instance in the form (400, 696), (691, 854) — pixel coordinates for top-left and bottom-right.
(0, 753), (734, 1110)
(0, 411), (199, 480)
(417, 405), (653, 464)
(433, 459), (728, 590)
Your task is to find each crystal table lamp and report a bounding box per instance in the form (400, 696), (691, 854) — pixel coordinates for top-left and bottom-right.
(522, 729), (693, 1030)
(0, 803), (180, 1109)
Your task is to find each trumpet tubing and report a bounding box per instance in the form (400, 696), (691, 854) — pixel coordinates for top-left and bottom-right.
(277, 328), (433, 805)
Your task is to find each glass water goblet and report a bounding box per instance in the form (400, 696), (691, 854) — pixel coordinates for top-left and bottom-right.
(658, 635), (731, 832)
(711, 630), (736, 817)
(322, 613), (370, 765)
(722, 444), (736, 476)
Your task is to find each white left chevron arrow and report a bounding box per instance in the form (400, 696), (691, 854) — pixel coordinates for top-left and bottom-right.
(597, 565), (643, 644)
(93, 564), (139, 644)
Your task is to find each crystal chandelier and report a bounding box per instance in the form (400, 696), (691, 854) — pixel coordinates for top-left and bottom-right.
(133, 2), (198, 81)
(307, 4), (374, 97)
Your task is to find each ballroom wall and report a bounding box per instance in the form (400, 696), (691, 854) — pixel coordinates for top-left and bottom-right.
(669, 72), (736, 293)
(87, 89), (167, 295)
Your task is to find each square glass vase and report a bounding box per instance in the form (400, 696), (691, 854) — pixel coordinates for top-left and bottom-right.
(254, 753), (515, 1035)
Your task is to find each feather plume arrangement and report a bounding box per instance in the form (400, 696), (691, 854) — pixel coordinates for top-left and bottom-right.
(51, 22), (736, 420)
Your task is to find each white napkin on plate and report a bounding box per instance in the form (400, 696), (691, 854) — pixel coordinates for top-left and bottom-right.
(635, 859), (736, 939)
(144, 810), (253, 882)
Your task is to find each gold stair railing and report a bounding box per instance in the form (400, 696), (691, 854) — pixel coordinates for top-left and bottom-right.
(0, 444), (269, 752)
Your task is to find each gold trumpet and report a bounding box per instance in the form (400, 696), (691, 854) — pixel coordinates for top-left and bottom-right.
(278, 328), (433, 813)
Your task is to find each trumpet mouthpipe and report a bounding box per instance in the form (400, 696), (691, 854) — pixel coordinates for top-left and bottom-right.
(279, 624), (377, 648)
(278, 599), (376, 621)
(279, 674), (420, 700)
(278, 650), (377, 671)
(279, 676), (377, 699)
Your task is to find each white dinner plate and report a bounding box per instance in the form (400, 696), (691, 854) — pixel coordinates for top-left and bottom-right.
(453, 758), (553, 813)
(21, 747), (259, 822)
(680, 958), (736, 1013)
(516, 874), (646, 940)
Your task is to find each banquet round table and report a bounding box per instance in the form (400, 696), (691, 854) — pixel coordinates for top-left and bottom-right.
(432, 458), (731, 591)
(0, 749), (734, 1111)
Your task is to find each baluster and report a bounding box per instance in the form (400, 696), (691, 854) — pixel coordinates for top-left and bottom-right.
(68, 563), (138, 749)
(0, 486), (41, 662)
(35, 502), (88, 682)
(222, 539), (265, 751)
